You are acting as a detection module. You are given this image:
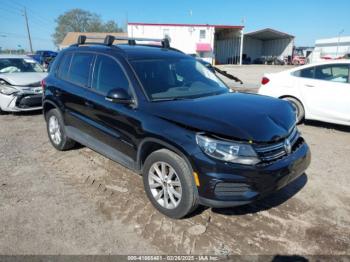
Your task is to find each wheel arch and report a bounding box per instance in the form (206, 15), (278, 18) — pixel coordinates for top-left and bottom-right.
(137, 138), (194, 174)
(279, 95), (306, 121)
(43, 100), (60, 118)
(279, 95), (305, 110)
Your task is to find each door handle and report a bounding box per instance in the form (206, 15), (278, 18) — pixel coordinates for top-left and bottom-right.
(304, 84), (314, 87)
(84, 100), (94, 108)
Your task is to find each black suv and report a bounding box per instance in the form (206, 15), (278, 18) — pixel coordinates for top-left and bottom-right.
(43, 35), (311, 219)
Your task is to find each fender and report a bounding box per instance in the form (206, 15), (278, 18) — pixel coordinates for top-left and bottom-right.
(42, 97), (64, 115)
(136, 137), (195, 173)
(136, 137), (199, 199)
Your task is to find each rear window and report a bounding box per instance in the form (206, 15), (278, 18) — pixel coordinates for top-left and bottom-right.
(69, 53), (94, 87)
(293, 67), (315, 78)
(57, 53), (72, 81)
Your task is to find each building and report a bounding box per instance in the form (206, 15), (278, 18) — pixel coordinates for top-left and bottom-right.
(59, 32), (127, 50)
(243, 28), (294, 63)
(128, 22), (244, 64)
(128, 23), (294, 65)
(309, 36), (350, 63)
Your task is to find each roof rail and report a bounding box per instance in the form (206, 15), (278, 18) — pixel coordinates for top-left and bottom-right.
(71, 35), (171, 49)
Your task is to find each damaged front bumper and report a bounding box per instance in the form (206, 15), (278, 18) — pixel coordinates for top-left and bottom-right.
(0, 87), (43, 112)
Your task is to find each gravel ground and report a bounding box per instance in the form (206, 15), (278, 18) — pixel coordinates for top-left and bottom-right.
(0, 111), (349, 256)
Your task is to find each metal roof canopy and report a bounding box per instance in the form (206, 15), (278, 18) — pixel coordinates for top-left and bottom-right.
(245, 28), (294, 40)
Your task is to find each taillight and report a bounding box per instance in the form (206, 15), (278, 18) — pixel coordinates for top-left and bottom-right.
(41, 79), (46, 90)
(261, 77), (270, 85)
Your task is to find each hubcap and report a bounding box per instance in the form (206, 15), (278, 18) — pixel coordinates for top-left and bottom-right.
(48, 115), (61, 145)
(148, 161), (182, 209)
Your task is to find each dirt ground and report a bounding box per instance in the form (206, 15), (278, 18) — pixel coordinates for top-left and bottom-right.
(0, 110), (349, 256)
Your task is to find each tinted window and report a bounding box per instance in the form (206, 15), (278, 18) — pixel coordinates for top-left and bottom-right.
(91, 55), (129, 95)
(69, 53), (94, 87)
(57, 53), (72, 81)
(294, 67), (315, 78)
(315, 64), (349, 83)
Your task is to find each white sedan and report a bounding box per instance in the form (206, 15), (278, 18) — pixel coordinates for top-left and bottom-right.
(0, 55), (47, 113)
(259, 60), (350, 126)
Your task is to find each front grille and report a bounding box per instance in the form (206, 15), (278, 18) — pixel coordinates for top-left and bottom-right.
(214, 182), (251, 197)
(255, 127), (302, 163)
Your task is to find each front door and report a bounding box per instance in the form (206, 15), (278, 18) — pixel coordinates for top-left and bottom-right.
(83, 53), (138, 166)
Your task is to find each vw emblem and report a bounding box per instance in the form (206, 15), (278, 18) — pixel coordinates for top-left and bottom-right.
(284, 139), (292, 154)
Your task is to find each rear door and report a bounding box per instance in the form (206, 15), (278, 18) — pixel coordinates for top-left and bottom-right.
(298, 63), (350, 123)
(56, 52), (95, 132)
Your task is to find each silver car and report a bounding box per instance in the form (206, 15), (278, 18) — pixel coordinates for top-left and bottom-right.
(0, 55), (47, 113)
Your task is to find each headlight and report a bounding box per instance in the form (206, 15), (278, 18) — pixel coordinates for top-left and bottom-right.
(196, 134), (260, 165)
(0, 85), (18, 95)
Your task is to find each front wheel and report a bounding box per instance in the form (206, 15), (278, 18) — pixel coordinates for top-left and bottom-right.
(282, 97), (305, 124)
(143, 149), (198, 219)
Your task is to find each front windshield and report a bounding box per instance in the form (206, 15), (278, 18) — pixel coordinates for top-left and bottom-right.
(131, 58), (228, 100)
(0, 58), (45, 73)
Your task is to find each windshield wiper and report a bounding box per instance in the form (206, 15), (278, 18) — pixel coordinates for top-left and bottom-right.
(152, 97), (191, 102)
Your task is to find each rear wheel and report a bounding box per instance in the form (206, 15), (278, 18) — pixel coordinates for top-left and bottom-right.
(282, 97), (305, 124)
(46, 108), (75, 150)
(143, 149), (198, 219)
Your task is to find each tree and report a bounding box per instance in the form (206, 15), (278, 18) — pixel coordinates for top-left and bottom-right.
(52, 9), (123, 46)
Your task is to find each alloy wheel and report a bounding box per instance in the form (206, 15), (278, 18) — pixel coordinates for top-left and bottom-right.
(48, 115), (62, 145)
(148, 161), (182, 209)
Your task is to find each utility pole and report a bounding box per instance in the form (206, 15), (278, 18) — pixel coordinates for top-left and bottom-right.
(239, 17), (245, 66)
(23, 7), (33, 53)
(336, 29), (344, 58)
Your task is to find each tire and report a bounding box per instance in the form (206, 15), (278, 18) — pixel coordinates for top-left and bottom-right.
(143, 149), (198, 219)
(282, 97), (305, 124)
(45, 108), (75, 151)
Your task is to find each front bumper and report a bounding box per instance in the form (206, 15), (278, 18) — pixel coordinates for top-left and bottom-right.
(192, 141), (311, 208)
(0, 92), (43, 112)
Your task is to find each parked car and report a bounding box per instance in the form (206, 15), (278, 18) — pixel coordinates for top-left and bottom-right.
(253, 57), (267, 64)
(0, 55), (47, 113)
(42, 35), (311, 219)
(259, 60), (350, 126)
(31, 50), (58, 68)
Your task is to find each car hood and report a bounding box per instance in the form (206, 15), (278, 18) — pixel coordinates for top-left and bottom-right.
(0, 72), (47, 87)
(146, 93), (296, 142)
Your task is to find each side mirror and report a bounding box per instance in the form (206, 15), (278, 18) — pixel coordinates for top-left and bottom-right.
(105, 88), (133, 104)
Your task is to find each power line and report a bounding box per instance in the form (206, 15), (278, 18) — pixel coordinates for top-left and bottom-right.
(4, 0), (53, 24)
(0, 32), (51, 41)
(0, 6), (22, 16)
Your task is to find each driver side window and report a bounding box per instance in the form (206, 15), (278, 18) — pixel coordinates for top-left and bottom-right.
(91, 55), (130, 95)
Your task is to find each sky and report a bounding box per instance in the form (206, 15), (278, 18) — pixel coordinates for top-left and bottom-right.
(0, 0), (349, 51)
